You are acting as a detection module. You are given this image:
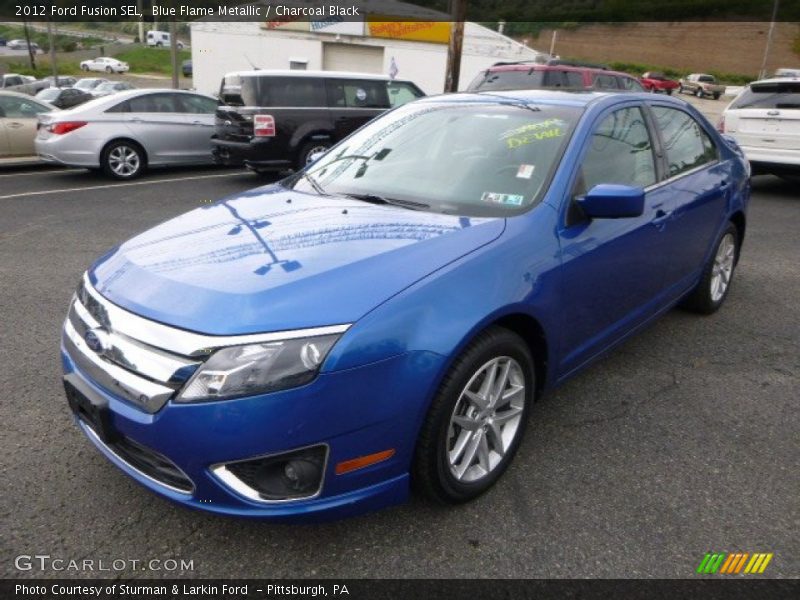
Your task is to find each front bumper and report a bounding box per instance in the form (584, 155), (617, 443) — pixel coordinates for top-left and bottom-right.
(61, 336), (444, 521)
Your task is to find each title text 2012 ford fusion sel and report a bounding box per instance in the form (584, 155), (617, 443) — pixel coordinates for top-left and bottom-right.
(61, 91), (749, 520)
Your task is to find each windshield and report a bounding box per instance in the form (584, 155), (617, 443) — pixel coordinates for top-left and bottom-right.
(287, 101), (581, 217)
(37, 89), (60, 101)
(75, 80), (101, 90)
(95, 83), (115, 91)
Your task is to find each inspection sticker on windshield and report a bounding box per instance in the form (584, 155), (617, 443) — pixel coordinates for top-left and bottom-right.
(516, 164), (535, 179)
(482, 192), (525, 206)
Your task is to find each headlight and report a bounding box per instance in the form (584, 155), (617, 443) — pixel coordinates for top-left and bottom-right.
(176, 334), (341, 402)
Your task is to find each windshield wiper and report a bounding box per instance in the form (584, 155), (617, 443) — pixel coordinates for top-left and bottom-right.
(474, 92), (542, 114)
(298, 170), (327, 196)
(342, 192), (430, 211)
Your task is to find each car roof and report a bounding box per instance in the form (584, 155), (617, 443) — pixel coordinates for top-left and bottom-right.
(0, 89), (58, 107)
(225, 69), (393, 81)
(418, 88), (668, 109)
(748, 77), (800, 85)
(483, 63), (636, 79)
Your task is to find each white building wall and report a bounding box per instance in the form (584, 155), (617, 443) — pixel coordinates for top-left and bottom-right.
(191, 21), (541, 97)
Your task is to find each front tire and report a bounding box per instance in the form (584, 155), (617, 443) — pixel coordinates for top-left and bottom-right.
(102, 140), (146, 180)
(413, 326), (534, 504)
(681, 223), (739, 314)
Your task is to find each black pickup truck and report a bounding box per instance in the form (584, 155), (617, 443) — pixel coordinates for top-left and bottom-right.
(211, 70), (425, 173)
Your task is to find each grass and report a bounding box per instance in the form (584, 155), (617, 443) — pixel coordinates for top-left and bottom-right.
(1, 46), (190, 78)
(0, 24), (104, 53)
(113, 47), (191, 74)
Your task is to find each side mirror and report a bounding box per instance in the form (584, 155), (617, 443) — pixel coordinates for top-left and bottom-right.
(577, 184), (645, 219)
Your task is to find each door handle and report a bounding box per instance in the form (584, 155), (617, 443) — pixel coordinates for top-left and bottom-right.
(7, 122), (24, 129)
(129, 117), (143, 123)
(191, 120), (206, 126)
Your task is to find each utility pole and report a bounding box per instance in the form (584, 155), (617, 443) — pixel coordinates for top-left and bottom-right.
(758, 0), (780, 79)
(170, 19), (179, 89)
(444, 0), (467, 93)
(47, 19), (58, 83)
(137, 0), (145, 44)
(23, 20), (36, 71)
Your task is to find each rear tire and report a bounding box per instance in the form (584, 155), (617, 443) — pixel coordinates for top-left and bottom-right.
(713, 93), (721, 100)
(413, 326), (534, 504)
(105, 66), (112, 74)
(695, 88), (703, 98)
(81, 64), (89, 71)
(681, 223), (739, 314)
(296, 141), (331, 170)
(101, 140), (146, 180)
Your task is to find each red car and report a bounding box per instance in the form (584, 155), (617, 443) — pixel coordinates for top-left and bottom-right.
(640, 72), (680, 95)
(467, 59), (646, 93)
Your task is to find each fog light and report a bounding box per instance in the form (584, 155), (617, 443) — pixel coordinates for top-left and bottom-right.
(214, 445), (327, 502)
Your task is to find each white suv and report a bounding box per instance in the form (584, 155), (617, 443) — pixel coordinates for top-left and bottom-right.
(720, 78), (800, 175)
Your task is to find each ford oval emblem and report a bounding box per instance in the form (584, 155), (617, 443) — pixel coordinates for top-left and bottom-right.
(84, 328), (110, 354)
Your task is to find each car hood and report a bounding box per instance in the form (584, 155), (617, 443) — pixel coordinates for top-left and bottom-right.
(89, 185), (505, 335)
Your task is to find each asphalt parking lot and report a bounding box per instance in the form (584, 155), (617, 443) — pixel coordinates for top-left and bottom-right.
(1, 114), (798, 579)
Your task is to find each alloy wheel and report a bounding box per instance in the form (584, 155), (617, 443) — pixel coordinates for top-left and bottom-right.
(108, 145), (141, 178)
(710, 233), (735, 302)
(446, 356), (526, 483)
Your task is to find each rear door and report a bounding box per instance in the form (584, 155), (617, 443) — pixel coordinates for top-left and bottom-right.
(173, 93), (218, 162)
(122, 93), (195, 164)
(648, 104), (730, 293)
(326, 78), (390, 140)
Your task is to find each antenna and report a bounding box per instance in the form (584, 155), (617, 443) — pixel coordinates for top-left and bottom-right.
(244, 54), (260, 70)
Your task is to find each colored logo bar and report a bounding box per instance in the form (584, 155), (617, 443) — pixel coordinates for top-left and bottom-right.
(697, 552), (773, 574)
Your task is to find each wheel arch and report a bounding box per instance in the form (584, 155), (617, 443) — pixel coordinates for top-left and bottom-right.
(101, 137), (149, 166)
(490, 313), (549, 398)
(730, 210), (746, 264)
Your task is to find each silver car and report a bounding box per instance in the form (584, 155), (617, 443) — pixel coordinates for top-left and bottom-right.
(35, 89), (218, 179)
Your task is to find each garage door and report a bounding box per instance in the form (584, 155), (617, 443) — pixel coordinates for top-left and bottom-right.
(322, 43), (384, 74)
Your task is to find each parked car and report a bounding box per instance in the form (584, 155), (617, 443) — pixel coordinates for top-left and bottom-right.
(80, 57), (130, 74)
(467, 59), (646, 93)
(146, 30), (184, 49)
(719, 78), (800, 176)
(0, 73), (48, 96)
(679, 73), (726, 99)
(90, 81), (136, 97)
(35, 87), (94, 109)
(41, 75), (78, 88)
(773, 68), (800, 78)
(74, 78), (109, 93)
(60, 90), (749, 520)
(36, 89), (218, 178)
(7, 39), (40, 52)
(212, 70), (425, 173)
(182, 60), (192, 78)
(640, 71), (679, 95)
(0, 91), (57, 158)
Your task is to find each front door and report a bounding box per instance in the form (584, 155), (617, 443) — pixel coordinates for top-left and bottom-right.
(556, 105), (669, 377)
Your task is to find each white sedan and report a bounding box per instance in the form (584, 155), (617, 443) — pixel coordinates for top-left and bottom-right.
(80, 57), (130, 74)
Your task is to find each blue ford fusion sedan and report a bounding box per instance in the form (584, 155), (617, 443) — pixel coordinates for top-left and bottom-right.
(61, 90), (749, 520)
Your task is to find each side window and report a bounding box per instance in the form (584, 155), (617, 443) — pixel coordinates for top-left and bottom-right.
(386, 82), (422, 107)
(593, 74), (620, 90)
(577, 107), (657, 195)
(651, 106), (717, 177)
(0, 96), (50, 117)
(564, 71), (585, 88)
(619, 77), (644, 92)
(128, 93), (180, 113)
(267, 77), (326, 107)
(177, 94), (217, 114)
(106, 100), (130, 113)
(327, 79), (390, 108)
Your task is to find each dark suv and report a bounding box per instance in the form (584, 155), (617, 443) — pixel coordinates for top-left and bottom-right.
(467, 59), (645, 93)
(212, 70), (425, 173)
